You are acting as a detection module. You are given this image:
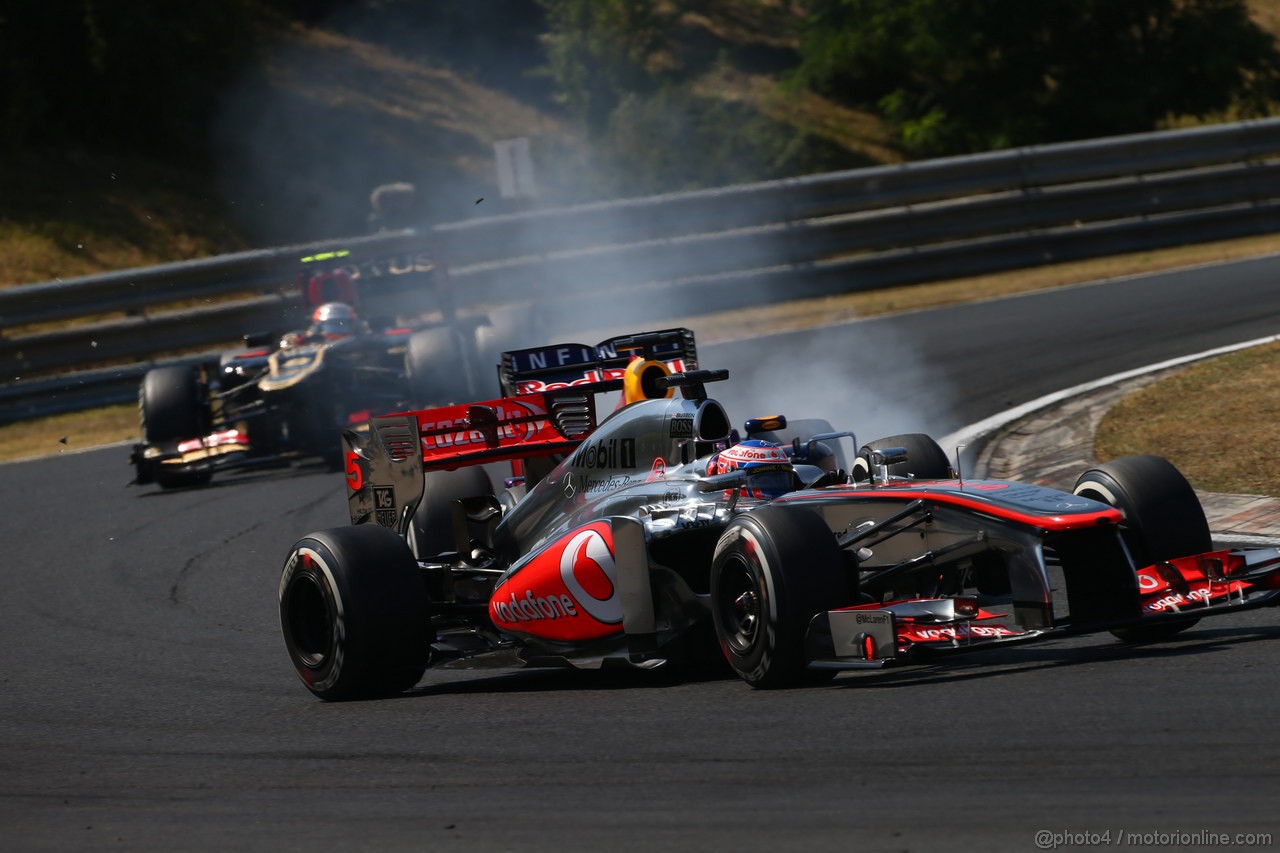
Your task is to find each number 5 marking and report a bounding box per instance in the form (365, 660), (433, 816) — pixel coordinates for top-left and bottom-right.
(345, 451), (364, 491)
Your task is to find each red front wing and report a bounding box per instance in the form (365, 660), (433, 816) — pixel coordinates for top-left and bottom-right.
(820, 548), (1280, 662)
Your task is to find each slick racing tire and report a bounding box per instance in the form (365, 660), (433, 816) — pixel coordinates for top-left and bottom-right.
(409, 466), (496, 560)
(406, 326), (473, 407)
(279, 525), (431, 701)
(1073, 455), (1212, 643)
(140, 365), (208, 443)
(472, 305), (536, 389)
(711, 505), (847, 688)
(853, 433), (952, 482)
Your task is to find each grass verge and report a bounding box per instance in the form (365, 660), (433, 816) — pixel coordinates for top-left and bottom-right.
(0, 405), (139, 465)
(1095, 341), (1280, 496)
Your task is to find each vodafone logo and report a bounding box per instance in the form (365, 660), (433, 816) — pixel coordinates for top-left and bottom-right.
(421, 400), (547, 450)
(492, 589), (579, 624)
(487, 521), (624, 641)
(559, 528), (621, 624)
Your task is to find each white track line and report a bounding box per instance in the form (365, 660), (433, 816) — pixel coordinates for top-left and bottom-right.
(938, 334), (1280, 546)
(938, 334), (1280, 451)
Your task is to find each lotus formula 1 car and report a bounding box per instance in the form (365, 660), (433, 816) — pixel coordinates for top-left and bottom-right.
(130, 263), (500, 489)
(277, 329), (1280, 700)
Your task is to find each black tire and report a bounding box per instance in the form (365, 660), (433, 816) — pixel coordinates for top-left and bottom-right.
(1073, 455), (1211, 643)
(853, 433), (952, 481)
(409, 466), (496, 560)
(139, 365), (208, 443)
(406, 326), (472, 406)
(711, 505), (848, 688)
(279, 525), (431, 701)
(472, 305), (530, 394)
(279, 383), (345, 466)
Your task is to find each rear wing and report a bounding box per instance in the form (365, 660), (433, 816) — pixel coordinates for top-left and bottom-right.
(343, 388), (611, 530)
(343, 375), (736, 532)
(296, 244), (450, 322)
(344, 327), (700, 531)
(499, 327), (697, 395)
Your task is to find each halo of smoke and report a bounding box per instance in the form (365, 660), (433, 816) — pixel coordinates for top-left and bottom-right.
(204, 3), (952, 441)
(707, 321), (961, 450)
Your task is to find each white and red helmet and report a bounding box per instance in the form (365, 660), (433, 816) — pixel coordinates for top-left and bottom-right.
(705, 439), (797, 499)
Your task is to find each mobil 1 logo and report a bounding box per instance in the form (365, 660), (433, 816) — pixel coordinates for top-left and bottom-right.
(572, 437), (636, 470)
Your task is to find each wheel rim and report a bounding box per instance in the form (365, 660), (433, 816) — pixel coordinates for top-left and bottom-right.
(283, 565), (334, 669)
(718, 557), (763, 654)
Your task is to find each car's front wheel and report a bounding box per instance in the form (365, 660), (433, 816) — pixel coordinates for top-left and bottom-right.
(279, 524), (431, 700)
(1073, 455), (1212, 643)
(711, 506), (848, 688)
(853, 433), (952, 481)
(140, 365), (208, 443)
(139, 365), (214, 488)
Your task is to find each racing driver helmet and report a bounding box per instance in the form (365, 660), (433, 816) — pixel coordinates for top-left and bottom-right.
(309, 302), (364, 340)
(704, 439), (798, 499)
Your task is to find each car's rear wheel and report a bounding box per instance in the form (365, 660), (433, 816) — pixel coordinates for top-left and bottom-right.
(406, 326), (472, 406)
(1073, 455), (1211, 643)
(409, 466), (496, 560)
(279, 524), (431, 701)
(472, 306), (532, 393)
(853, 433), (952, 481)
(711, 505), (848, 688)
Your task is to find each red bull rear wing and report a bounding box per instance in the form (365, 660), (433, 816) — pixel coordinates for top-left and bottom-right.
(500, 327), (697, 395)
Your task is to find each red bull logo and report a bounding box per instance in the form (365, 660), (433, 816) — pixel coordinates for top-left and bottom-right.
(515, 359), (688, 393)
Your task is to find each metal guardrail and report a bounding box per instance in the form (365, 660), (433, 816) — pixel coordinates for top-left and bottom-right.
(429, 117), (1280, 266)
(443, 160), (1280, 302)
(6, 118), (1280, 423)
(0, 230), (427, 328)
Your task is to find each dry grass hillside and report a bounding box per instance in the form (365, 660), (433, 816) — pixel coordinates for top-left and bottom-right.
(0, 23), (574, 287)
(8, 2), (1280, 288)
(0, 4), (894, 288)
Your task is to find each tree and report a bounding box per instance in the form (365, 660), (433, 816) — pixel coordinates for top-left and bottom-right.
(0, 0), (265, 156)
(538, 0), (678, 135)
(793, 0), (1280, 156)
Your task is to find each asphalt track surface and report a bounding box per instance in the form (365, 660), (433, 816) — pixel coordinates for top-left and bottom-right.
(4, 258), (1280, 852)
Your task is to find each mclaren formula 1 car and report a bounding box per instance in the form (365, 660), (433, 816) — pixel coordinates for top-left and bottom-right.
(277, 329), (1280, 700)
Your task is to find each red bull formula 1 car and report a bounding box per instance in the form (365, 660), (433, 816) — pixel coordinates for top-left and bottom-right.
(277, 329), (1280, 700)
